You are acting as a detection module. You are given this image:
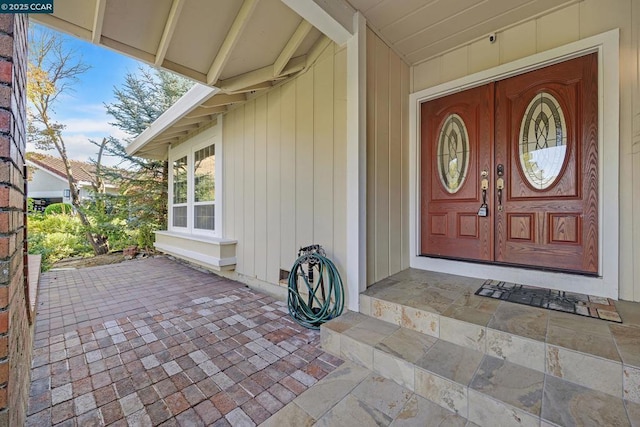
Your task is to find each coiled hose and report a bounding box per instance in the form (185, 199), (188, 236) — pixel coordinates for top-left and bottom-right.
(287, 245), (344, 330)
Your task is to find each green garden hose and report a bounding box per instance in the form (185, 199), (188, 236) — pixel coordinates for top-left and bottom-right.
(287, 245), (344, 329)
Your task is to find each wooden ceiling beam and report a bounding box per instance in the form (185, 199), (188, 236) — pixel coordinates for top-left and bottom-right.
(91, 0), (106, 44)
(138, 146), (169, 160)
(161, 60), (208, 84)
(278, 55), (307, 75)
(172, 116), (214, 127)
(206, 0), (258, 85)
(218, 56), (305, 93)
(159, 129), (190, 138)
(185, 106), (227, 118)
(169, 122), (200, 131)
(155, 0), (185, 66)
(281, 0), (354, 45)
(273, 20), (312, 76)
(148, 137), (179, 147)
(306, 36), (332, 68)
(218, 65), (273, 93)
(225, 82), (274, 94)
(201, 93), (246, 107)
(33, 14), (92, 40)
(101, 36), (156, 63)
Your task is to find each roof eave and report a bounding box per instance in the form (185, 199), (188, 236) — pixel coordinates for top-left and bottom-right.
(126, 84), (219, 158)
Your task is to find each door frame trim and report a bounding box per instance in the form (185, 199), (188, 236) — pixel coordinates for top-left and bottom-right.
(409, 29), (619, 298)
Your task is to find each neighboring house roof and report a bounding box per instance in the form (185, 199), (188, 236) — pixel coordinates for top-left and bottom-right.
(26, 153), (117, 188)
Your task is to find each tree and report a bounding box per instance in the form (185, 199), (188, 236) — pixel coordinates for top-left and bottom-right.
(103, 67), (193, 238)
(106, 66), (193, 136)
(27, 28), (109, 255)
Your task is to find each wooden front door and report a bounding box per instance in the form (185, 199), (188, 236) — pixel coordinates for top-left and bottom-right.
(420, 53), (599, 274)
(420, 84), (493, 261)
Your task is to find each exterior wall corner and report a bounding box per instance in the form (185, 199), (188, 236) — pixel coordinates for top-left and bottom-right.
(0, 12), (33, 426)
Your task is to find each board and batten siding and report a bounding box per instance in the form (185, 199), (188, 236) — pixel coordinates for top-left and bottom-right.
(222, 43), (348, 297)
(412, 0), (640, 301)
(634, 0), (640, 304)
(366, 28), (411, 286)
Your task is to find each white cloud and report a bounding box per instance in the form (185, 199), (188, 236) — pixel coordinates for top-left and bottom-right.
(28, 104), (136, 167)
(60, 103), (111, 116)
(62, 118), (127, 136)
(28, 125), (133, 167)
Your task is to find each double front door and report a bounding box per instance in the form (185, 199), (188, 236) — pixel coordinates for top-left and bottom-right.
(420, 53), (598, 274)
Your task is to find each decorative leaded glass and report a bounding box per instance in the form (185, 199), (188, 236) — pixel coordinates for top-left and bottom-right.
(437, 114), (470, 193)
(519, 92), (567, 190)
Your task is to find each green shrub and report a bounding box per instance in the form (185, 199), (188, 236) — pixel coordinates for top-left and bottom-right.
(28, 189), (162, 269)
(92, 217), (132, 252)
(28, 213), (91, 270)
(134, 224), (156, 251)
(80, 195), (136, 252)
(44, 202), (73, 215)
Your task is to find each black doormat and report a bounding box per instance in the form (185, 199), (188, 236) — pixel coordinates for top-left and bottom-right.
(475, 280), (622, 323)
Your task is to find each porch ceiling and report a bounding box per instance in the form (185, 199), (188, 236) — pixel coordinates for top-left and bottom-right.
(32, 0), (324, 85)
(32, 0), (578, 157)
(353, 0), (579, 65)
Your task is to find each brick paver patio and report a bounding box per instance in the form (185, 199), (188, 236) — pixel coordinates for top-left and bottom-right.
(26, 256), (343, 426)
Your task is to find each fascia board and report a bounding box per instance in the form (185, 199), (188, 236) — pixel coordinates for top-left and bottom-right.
(126, 84), (219, 156)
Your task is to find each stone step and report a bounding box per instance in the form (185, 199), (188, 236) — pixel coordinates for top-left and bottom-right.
(356, 269), (640, 405)
(261, 361), (472, 426)
(320, 312), (638, 426)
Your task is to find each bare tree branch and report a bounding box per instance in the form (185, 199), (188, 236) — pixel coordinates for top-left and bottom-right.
(27, 27), (108, 255)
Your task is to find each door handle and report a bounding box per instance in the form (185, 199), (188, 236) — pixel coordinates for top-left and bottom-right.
(478, 170), (489, 217)
(496, 164), (504, 211)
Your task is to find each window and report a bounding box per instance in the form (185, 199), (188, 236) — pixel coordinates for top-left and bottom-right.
(172, 156), (188, 228)
(193, 145), (215, 230)
(168, 126), (221, 237)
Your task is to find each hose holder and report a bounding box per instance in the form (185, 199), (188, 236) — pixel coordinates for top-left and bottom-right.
(287, 244), (344, 330)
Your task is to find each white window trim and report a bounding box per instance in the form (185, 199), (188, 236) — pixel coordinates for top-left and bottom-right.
(170, 152), (188, 231)
(409, 29), (619, 299)
(191, 139), (218, 236)
(168, 123), (222, 238)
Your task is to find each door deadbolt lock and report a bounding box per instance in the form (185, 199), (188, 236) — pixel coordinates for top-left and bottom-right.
(481, 170), (489, 190)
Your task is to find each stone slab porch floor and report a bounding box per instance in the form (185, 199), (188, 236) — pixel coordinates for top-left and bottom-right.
(27, 257), (449, 427)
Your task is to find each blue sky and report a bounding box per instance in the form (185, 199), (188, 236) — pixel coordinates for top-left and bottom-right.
(28, 24), (148, 167)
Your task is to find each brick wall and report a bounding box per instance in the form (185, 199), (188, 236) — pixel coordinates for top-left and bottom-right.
(0, 13), (31, 427)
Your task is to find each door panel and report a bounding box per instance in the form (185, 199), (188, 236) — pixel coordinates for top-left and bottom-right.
(419, 53), (599, 275)
(420, 84), (493, 260)
(494, 53), (598, 273)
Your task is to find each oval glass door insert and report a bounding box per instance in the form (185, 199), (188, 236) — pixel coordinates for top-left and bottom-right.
(437, 113), (470, 193)
(519, 92), (568, 190)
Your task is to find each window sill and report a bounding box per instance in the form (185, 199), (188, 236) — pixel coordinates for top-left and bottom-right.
(156, 230), (236, 245)
(154, 230), (237, 271)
